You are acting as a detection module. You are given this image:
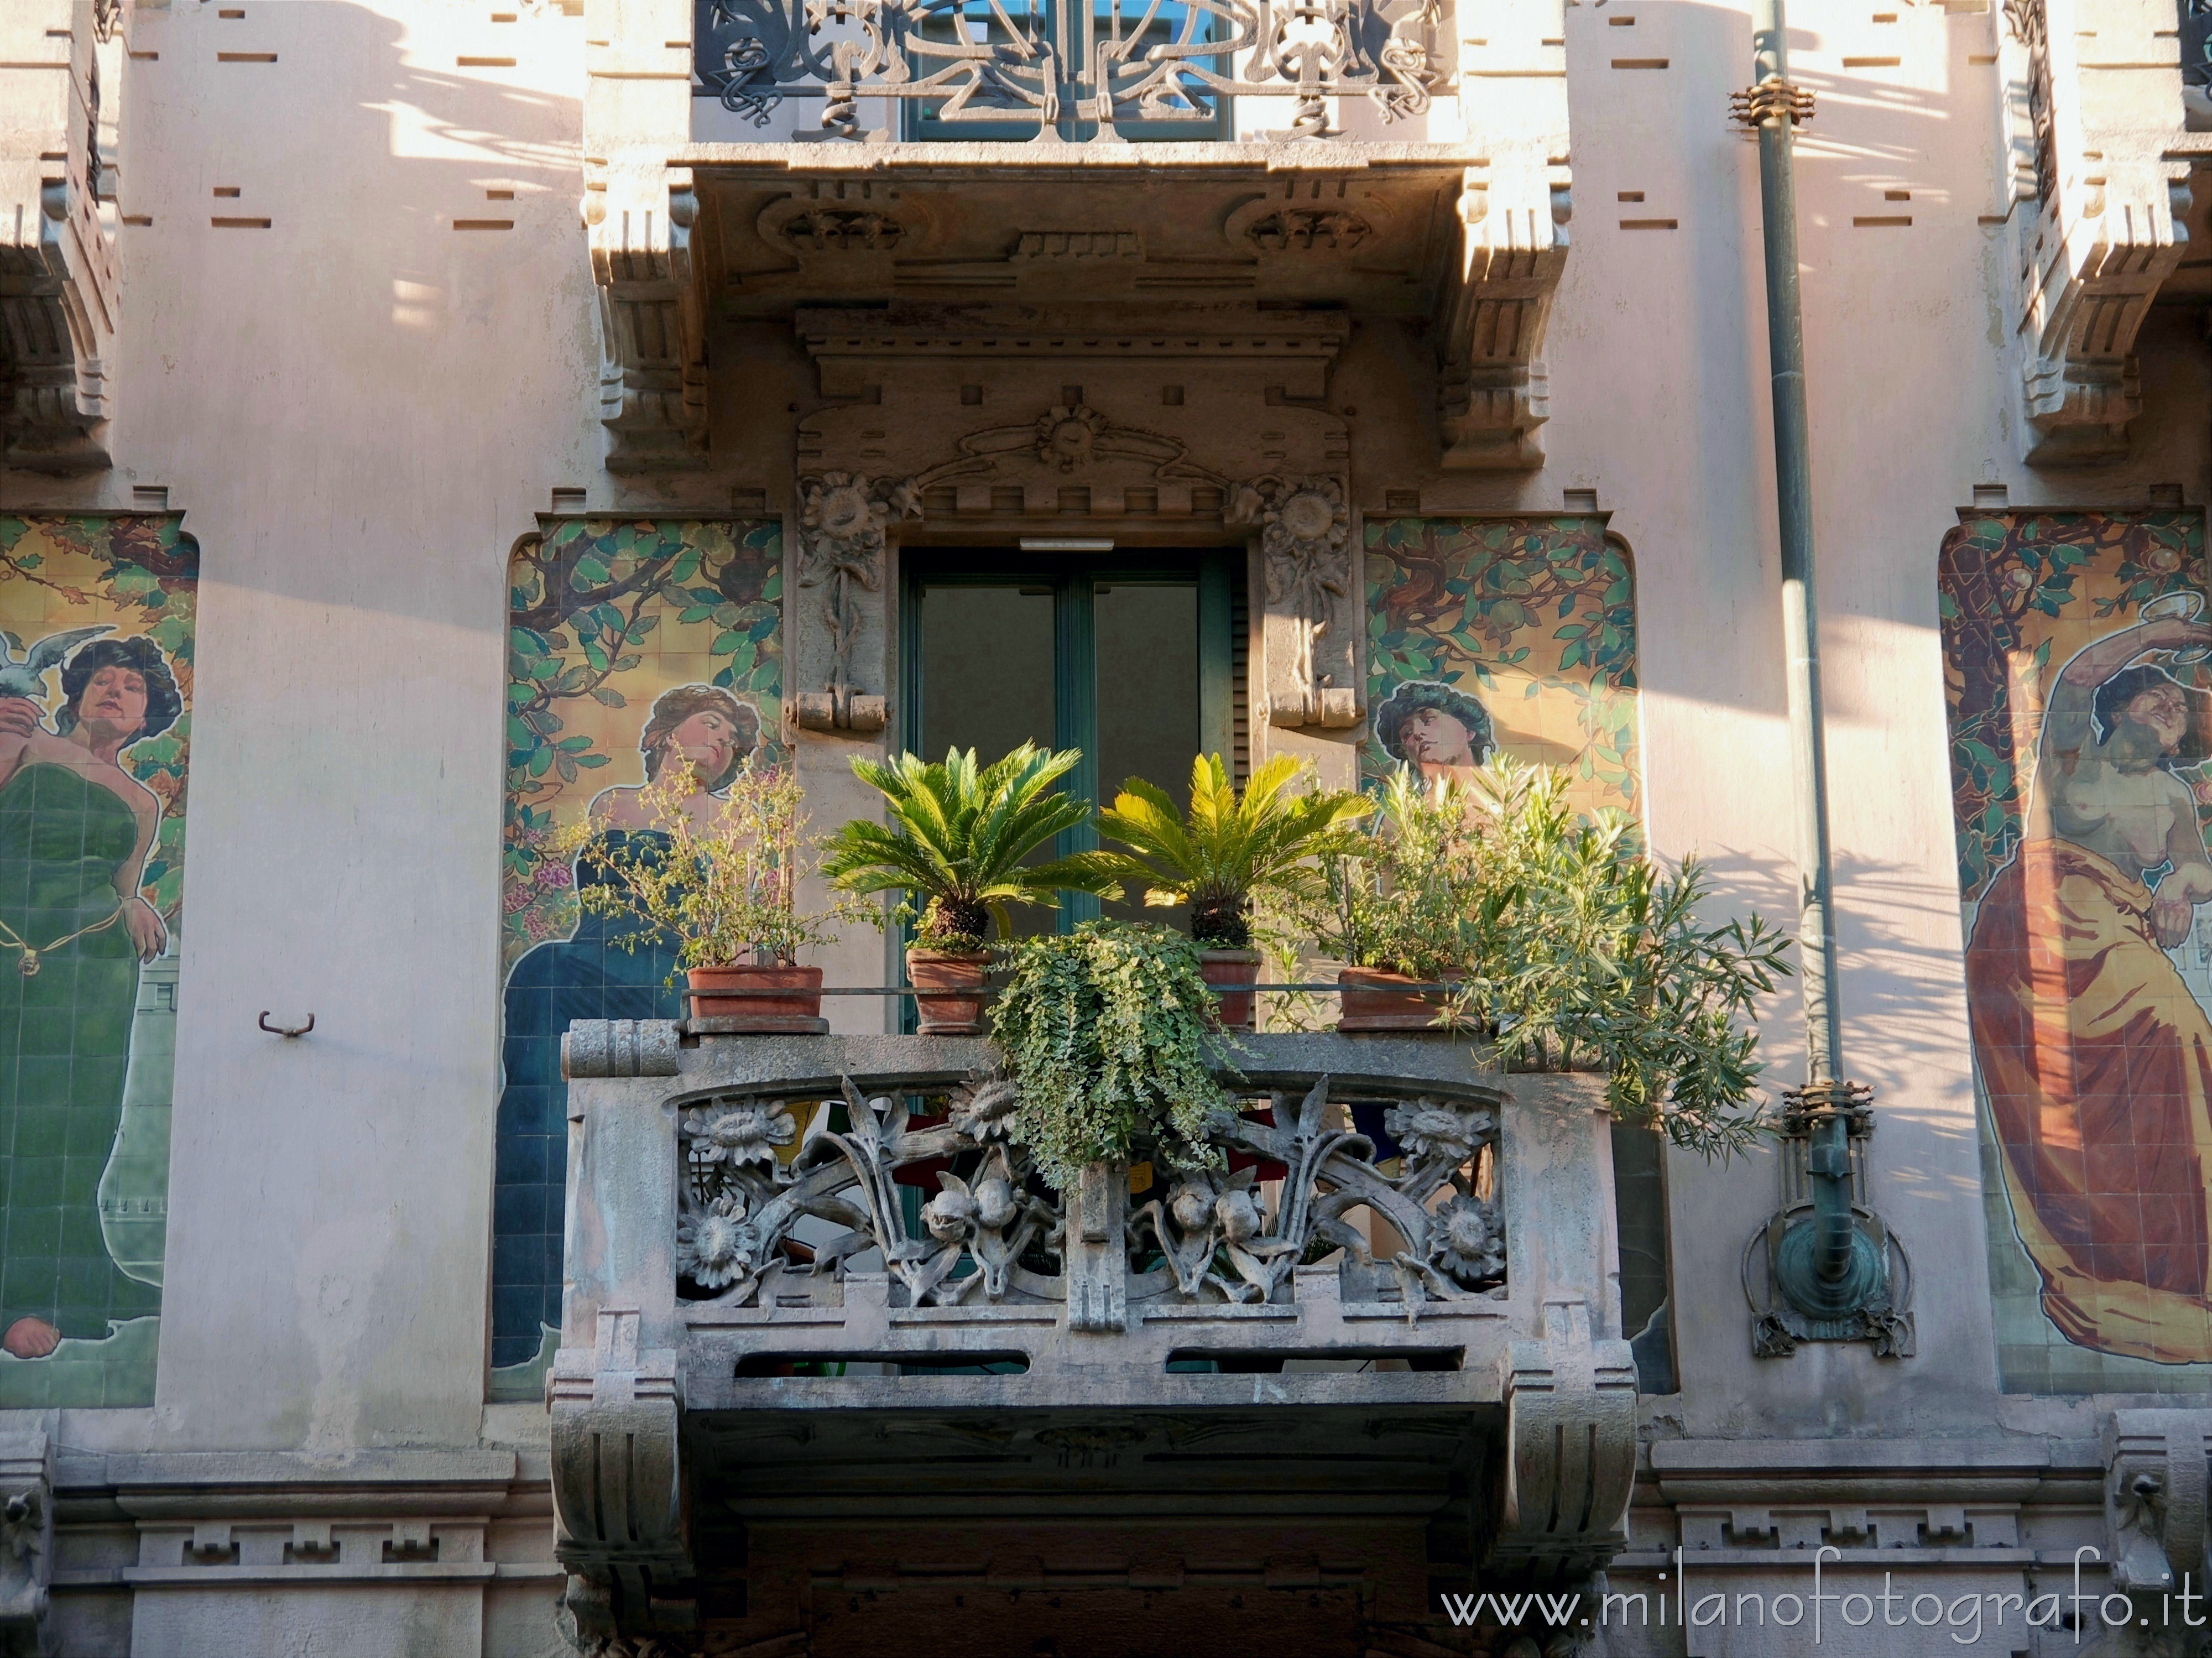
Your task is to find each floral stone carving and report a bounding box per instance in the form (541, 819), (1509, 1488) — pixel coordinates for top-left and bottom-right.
(1233, 475), (1360, 729)
(674, 1071), (1504, 1317)
(794, 471), (918, 734)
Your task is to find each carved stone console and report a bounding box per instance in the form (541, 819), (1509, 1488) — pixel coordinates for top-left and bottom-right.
(2105, 1409), (2212, 1605)
(1485, 1299), (1636, 1584)
(0, 1433), (53, 1657)
(582, 0), (706, 473)
(1, 0), (123, 473)
(550, 1308), (693, 1644)
(2000, 0), (2210, 463)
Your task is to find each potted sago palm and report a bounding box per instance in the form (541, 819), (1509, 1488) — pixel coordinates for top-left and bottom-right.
(554, 758), (867, 1032)
(822, 743), (1117, 1035)
(1091, 753), (1368, 1031)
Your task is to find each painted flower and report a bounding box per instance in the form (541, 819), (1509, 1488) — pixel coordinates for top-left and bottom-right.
(1429, 1193), (1505, 1286)
(504, 886), (534, 914)
(682, 1101), (798, 1170)
(535, 861), (573, 890)
(948, 1077), (1021, 1142)
(1034, 404), (1107, 473)
(677, 1193), (759, 1290)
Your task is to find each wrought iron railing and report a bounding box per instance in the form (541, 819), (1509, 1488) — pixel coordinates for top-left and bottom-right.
(696, 0), (1444, 139)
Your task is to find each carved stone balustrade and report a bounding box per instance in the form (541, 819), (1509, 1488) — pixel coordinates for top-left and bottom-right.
(551, 1024), (1635, 1644)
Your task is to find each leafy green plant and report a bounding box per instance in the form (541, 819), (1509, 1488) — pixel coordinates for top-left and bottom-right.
(1293, 766), (1484, 980)
(1452, 760), (1790, 1154)
(1090, 754), (1369, 948)
(1285, 758), (1792, 1154)
(989, 921), (1238, 1188)
(823, 743), (1117, 951)
(552, 760), (865, 972)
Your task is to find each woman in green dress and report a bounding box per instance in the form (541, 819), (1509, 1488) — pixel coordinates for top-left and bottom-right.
(0, 636), (178, 1358)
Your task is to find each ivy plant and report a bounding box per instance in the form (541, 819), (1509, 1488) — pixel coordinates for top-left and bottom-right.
(988, 921), (1238, 1188)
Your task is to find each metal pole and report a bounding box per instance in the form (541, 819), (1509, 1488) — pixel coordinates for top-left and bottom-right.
(1746, 0), (1857, 1291)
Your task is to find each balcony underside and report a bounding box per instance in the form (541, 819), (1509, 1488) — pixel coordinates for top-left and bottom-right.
(682, 145), (1470, 319)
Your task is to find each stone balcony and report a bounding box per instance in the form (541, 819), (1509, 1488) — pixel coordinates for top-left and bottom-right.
(582, 0), (1572, 476)
(547, 1021), (1634, 1646)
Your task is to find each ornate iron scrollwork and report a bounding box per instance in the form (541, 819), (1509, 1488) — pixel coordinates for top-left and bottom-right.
(699, 0), (1442, 139)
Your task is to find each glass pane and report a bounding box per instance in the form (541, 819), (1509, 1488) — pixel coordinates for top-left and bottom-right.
(919, 583), (1059, 939)
(920, 584), (1056, 763)
(1095, 583), (1198, 930)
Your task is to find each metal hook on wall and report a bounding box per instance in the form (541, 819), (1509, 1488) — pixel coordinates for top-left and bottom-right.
(258, 1011), (314, 1039)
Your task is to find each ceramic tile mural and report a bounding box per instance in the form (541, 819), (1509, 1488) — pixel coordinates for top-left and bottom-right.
(1363, 517), (1639, 812)
(1363, 517), (1670, 1386)
(1938, 510), (2212, 1392)
(492, 519), (782, 1397)
(0, 516), (196, 1407)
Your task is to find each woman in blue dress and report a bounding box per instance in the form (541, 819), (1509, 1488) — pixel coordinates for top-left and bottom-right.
(491, 685), (760, 1379)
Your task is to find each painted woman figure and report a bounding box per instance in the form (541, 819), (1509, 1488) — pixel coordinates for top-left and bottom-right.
(1966, 612), (2212, 1362)
(0, 636), (178, 1357)
(491, 685), (760, 1378)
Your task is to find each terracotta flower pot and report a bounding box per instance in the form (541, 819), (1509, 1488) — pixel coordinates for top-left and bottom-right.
(906, 948), (990, 1036)
(686, 963), (826, 1033)
(1198, 948), (1262, 1033)
(1335, 966), (1446, 1033)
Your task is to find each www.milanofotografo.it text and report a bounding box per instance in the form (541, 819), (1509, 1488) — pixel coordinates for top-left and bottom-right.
(1444, 1548), (2208, 1643)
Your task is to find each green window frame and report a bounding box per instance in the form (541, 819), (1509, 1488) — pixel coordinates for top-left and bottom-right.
(899, 548), (1241, 930)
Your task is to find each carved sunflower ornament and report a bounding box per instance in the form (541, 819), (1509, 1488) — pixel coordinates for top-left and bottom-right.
(1035, 404), (1108, 473)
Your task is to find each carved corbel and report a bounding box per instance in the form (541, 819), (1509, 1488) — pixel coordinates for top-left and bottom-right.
(1231, 475), (1362, 731)
(2105, 1409), (2212, 1603)
(1434, 160), (1569, 472)
(0, 1432), (55, 1656)
(2001, 0), (2200, 464)
(1484, 1299), (1636, 1583)
(791, 471), (916, 736)
(1, 0), (121, 473)
(551, 1308), (693, 1644)
(1066, 1161), (1129, 1332)
(585, 158), (707, 473)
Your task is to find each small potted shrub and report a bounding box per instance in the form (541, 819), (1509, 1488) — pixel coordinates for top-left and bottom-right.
(1296, 767), (1483, 1031)
(555, 758), (865, 1032)
(1092, 754), (1368, 1031)
(823, 743), (1115, 1035)
(988, 919), (1236, 1189)
(1439, 758), (1793, 1155)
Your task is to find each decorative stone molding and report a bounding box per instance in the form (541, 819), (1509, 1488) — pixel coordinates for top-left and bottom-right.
(1484, 1299), (1636, 1583)
(2000, 0), (2206, 463)
(786, 306), (1350, 745)
(562, 1018), (681, 1081)
(2105, 1409), (2212, 1601)
(792, 471), (916, 735)
(1439, 0), (1572, 472)
(585, 159), (707, 473)
(1, 0), (123, 473)
(550, 1307), (692, 1644)
(1230, 474), (1362, 729)
(0, 1433), (53, 1656)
